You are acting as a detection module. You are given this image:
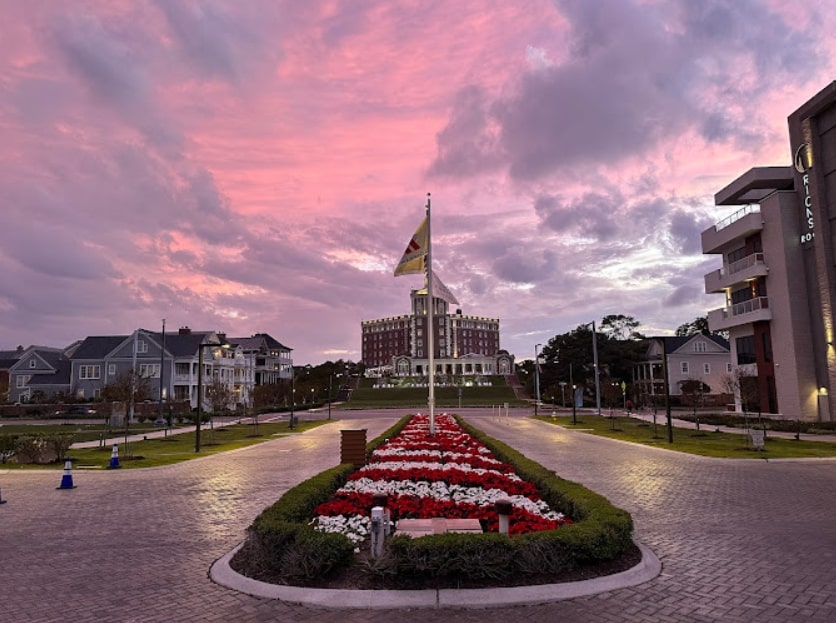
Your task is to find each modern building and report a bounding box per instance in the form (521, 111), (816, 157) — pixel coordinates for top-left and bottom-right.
(634, 335), (732, 408)
(361, 289), (514, 377)
(701, 81), (836, 421)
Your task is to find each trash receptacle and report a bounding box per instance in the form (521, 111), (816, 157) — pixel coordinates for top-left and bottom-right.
(340, 429), (367, 467)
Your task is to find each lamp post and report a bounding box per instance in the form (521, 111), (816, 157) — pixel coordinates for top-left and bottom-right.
(570, 363), (577, 425)
(591, 321), (601, 416)
(157, 318), (166, 426)
(559, 381), (567, 408)
(195, 343), (212, 453)
(289, 370), (296, 430)
(327, 372), (343, 421)
(534, 343), (542, 417)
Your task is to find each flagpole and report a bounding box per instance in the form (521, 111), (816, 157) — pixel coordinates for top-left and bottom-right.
(426, 192), (435, 436)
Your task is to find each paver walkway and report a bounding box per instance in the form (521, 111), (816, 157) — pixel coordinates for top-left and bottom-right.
(2, 409), (836, 622)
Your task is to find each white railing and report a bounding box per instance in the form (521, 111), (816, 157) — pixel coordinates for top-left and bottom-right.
(714, 204), (759, 232)
(723, 296), (769, 318)
(726, 252), (765, 276)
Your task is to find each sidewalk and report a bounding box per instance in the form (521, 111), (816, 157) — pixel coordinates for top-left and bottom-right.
(597, 407), (836, 443)
(70, 414), (286, 449)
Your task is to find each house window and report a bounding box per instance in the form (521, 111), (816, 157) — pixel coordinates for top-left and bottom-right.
(108, 364), (116, 376)
(79, 365), (101, 380)
(16, 375), (29, 388)
(703, 363), (711, 375)
(694, 341), (706, 353)
(139, 364), (161, 378)
(680, 362), (689, 374)
(137, 340), (148, 354)
(29, 359), (37, 369)
(727, 363), (733, 373)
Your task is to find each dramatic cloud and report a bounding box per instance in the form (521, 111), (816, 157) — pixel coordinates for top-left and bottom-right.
(1, 0), (835, 363)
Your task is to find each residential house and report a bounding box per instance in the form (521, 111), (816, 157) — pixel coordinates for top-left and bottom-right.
(8, 346), (72, 403)
(229, 333), (293, 386)
(634, 335), (732, 408)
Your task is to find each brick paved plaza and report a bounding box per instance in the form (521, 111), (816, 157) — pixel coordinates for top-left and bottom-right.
(2, 410), (835, 622)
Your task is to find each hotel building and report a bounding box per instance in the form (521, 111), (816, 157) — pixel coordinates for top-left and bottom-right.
(361, 289), (514, 377)
(701, 81), (836, 421)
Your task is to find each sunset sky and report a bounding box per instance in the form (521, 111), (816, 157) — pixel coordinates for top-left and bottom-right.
(2, 0), (836, 365)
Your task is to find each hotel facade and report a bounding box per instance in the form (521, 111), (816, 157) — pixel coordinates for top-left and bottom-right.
(361, 289), (514, 378)
(701, 82), (836, 421)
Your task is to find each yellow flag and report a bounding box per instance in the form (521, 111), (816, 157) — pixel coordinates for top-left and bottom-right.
(394, 217), (428, 276)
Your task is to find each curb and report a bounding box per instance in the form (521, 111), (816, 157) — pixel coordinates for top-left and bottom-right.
(209, 540), (661, 610)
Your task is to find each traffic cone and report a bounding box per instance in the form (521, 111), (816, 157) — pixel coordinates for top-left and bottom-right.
(108, 444), (121, 469)
(57, 458), (77, 490)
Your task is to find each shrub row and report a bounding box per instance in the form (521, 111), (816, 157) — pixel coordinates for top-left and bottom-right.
(0, 433), (75, 464)
(236, 415), (634, 584)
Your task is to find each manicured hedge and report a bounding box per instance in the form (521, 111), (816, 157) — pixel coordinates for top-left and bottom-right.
(236, 414), (633, 584)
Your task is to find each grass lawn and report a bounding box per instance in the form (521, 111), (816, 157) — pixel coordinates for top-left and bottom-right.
(0, 422), (164, 444)
(1, 419), (330, 470)
(534, 414), (836, 459)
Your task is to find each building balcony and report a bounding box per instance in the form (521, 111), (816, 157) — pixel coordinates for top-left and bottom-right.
(704, 253), (768, 293)
(701, 206), (763, 254)
(707, 296), (772, 331)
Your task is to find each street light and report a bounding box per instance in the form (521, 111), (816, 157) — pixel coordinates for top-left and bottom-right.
(196, 340), (228, 453)
(534, 343), (542, 417)
(327, 372), (343, 421)
(289, 370), (296, 430)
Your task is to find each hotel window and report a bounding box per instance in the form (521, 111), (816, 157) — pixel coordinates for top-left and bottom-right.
(735, 336), (756, 365)
(680, 362), (689, 374)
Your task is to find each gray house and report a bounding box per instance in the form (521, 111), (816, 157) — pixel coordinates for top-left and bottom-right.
(8, 347), (72, 403)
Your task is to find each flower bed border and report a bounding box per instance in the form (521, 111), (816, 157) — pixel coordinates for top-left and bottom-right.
(234, 415), (633, 586)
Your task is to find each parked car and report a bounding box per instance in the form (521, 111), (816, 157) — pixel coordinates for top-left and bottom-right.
(54, 405), (97, 417)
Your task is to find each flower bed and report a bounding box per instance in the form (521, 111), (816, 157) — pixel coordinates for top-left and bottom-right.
(312, 413), (571, 546)
(235, 413), (634, 587)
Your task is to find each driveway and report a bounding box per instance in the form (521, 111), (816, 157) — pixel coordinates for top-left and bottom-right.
(1, 409), (835, 622)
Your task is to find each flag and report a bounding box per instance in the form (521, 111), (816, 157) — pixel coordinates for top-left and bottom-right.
(419, 271), (459, 305)
(394, 217), (428, 276)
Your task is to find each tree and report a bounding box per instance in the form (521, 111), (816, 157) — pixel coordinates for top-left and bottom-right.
(679, 378), (711, 430)
(675, 316), (711, 337)
(206, 379), (234, 414)
(101, 369), (151, 457)
(600, 315), (644, 341)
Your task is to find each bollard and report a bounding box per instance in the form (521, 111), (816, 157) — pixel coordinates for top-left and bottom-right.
(495, 499), (513, 535)
(372, 493), (391, 536)
(0, 483), (6, 504)
(370, 506), (385, 558)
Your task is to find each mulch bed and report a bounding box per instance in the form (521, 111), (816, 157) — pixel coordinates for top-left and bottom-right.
(230, 540), (643, 591)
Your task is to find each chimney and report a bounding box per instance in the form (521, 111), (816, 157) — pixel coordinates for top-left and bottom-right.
(217, 332), (227, 343)
(179, 326), (191, 335)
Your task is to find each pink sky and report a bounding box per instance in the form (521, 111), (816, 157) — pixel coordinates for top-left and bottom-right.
(2, 0), (835, 364)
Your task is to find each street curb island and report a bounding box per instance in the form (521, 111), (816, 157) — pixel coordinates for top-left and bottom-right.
(209, 540), (661, 609)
